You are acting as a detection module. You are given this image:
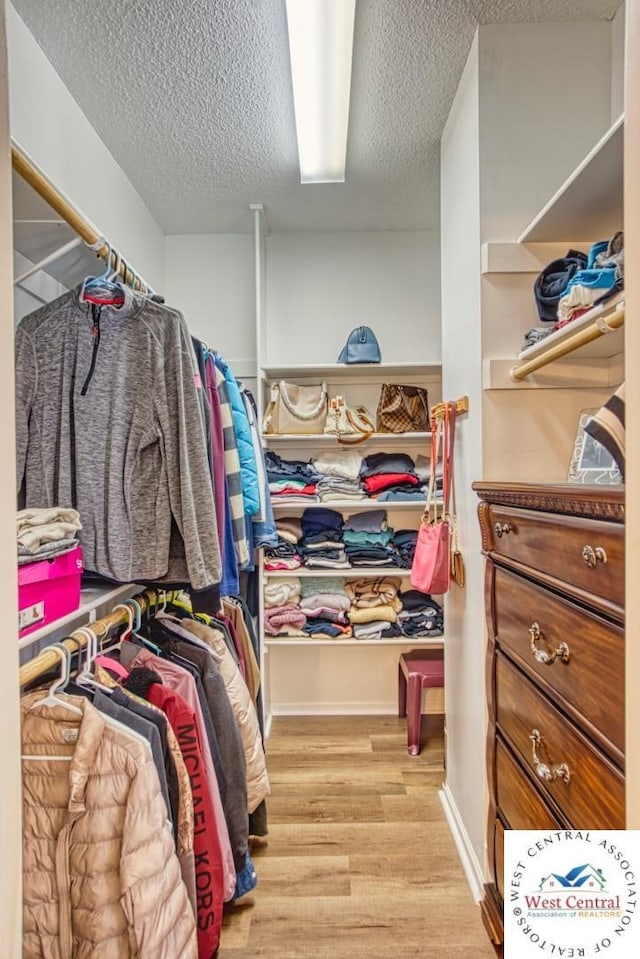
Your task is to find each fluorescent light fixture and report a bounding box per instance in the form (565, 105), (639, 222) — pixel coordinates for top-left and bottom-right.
(285, 0), (356, 184)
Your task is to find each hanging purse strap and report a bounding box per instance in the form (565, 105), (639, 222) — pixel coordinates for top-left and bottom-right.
(424, 401), (457, 522)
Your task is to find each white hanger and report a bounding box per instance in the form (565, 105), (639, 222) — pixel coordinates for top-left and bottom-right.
(74, 626), (114, 693)
(27, 642), (82, 717)
(23, 643), (82, 762)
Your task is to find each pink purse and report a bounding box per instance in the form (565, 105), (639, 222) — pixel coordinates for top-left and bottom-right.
(410, 403), (456, 595)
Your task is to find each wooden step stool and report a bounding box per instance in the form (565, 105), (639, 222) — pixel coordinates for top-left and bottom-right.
(398, 649), (445, 755)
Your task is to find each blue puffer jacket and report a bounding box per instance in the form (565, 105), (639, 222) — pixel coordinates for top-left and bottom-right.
(212, 353), (260, 517)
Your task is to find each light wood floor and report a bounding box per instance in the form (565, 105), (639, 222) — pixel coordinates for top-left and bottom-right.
(220, 715), (495, 958)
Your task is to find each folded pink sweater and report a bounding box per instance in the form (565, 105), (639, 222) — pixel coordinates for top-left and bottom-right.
(264, 604), (307, 636)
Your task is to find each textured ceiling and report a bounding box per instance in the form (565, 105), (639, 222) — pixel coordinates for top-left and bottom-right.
(12, 0), (620, 233)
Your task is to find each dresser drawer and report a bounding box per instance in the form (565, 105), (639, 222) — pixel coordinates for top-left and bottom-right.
(496, 738), (565, 830)
(494, 567), (624, 761)
(488, 505), (623, 614)
(496, 653), (624, 828)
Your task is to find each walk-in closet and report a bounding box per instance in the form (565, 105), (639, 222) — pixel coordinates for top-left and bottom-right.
(0, 1), (638, 957)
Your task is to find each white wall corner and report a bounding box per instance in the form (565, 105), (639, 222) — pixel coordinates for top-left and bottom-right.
(611, 2), (626, 121)
(439, 784), (486, 902)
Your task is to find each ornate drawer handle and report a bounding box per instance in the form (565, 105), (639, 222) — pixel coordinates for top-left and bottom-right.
(529, 729), (571, 784)
(494, 522), (511, 538)
(582, 545), (607, 568)
(528, 623), (570, 666)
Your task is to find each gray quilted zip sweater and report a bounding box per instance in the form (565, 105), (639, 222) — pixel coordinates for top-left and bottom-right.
(15, 287), (220, 589)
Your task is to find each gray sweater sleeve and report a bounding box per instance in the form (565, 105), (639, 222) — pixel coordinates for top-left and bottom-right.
(153, 322), (221, 590)
(15, 324), (37, 498)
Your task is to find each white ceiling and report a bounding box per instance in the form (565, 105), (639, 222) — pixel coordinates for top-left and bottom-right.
(12, 0), (620, 234)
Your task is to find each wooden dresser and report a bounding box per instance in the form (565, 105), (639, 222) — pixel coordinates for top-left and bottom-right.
(473, 482), (625, 947)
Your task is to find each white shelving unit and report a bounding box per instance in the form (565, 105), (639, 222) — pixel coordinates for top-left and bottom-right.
(270, 498), (429, 511)
(261, 361), (441, 380)
(484, 116), (625, 390)
(518, 114), (624, 244)
(265, 637), (443, 648)
(264, 567), (417, 579)
(257, 356), (444, 717)
(264, 431), (430, 445)
(18, 582), (139, 665)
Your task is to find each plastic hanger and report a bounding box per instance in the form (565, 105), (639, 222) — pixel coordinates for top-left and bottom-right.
(74, 626), (114, 693)
(27, 642), (83, 717)
(80, 241), (125, 305)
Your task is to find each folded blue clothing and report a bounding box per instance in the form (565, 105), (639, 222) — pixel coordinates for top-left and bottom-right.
(301, 507), (344, 536)
(266, 451), (320, 483)
(392, 529), (418, 546)
(302, 529), (343, 545)
(400, 589), (442, 613)
(565, 268), (616, 294)
(302, 619), (345, 637)
(344, 509), (388, 533)
(343, 529), (394, 547)
(377, 489), (426, 502)
(360, 452), (416, 478)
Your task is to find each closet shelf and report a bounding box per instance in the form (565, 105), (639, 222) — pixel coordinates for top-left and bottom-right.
(260, 362), (440, 380)
(271, 499), (430, 511)
(264, 431), (431, 444)
(518, 114), (624, 243)
(265, 636), (444, 648)
(18, 583), (138, 654)
(483, 294), (625, 389)
(511, 294), (624, 382)
(263, 567), (418, 579)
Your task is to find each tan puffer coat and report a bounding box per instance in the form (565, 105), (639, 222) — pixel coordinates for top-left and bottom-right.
(21, 692), (197, 959)
(179, 619), (270, 813)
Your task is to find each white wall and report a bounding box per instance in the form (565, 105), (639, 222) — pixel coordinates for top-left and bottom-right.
(478, 21), (613, 241)
(6, 1), (165, 292)
(612, 2), (626, 119)
(265, 231), (441, 365)
(440, 34), (486, 894)
(164, 234), (256, 376)
(13, 250), (66, 322)
(478, 20), (614, 482)
(0, 2), (22, 953)
(440, 18), (617, 896)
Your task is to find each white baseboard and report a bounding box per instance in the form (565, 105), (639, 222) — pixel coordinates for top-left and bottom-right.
(264, 711), (273, 740)
(270, 701), (399, 716)
(439, 782), (485, 902)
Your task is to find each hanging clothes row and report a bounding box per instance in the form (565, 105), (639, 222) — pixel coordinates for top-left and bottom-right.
(15, 270), (275, 615)
(20, 589), (269, 959)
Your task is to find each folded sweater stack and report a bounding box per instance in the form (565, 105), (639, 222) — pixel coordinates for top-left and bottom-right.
(17, 507), (82, 566)
(265, 450), (434, 505)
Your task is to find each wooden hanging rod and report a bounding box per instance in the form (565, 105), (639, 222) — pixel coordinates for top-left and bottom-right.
(11, 142), (154, 294)
(430, 396), (469, 420)
(18, 588), (178, 688)
(510, 301), (625, 381)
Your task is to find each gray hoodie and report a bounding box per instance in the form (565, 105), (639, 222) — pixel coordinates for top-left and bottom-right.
(15, 287), (220, 589)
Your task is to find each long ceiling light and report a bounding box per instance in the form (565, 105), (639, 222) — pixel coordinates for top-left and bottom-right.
(285, 0), (357, 184)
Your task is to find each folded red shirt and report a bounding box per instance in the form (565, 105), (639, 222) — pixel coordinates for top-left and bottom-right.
(363, 473), (420, 494)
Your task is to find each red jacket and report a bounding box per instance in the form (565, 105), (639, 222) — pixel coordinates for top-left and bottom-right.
(147, 683), (223, 959)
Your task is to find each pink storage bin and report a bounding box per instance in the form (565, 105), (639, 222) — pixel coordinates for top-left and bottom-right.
(18, 546), (83, 638)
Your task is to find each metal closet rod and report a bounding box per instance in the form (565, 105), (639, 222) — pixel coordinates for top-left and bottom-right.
(18, 587), (180, 687)
(11, 142), (154, 295)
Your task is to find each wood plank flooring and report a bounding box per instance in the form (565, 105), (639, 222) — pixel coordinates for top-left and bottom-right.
(220, 715), (495, 958)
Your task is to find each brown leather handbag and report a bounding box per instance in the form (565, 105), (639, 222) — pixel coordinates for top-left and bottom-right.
(376, 384), (430, 433)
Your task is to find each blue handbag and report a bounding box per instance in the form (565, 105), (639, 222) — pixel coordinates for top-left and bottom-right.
(337, 326), (381, 364)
